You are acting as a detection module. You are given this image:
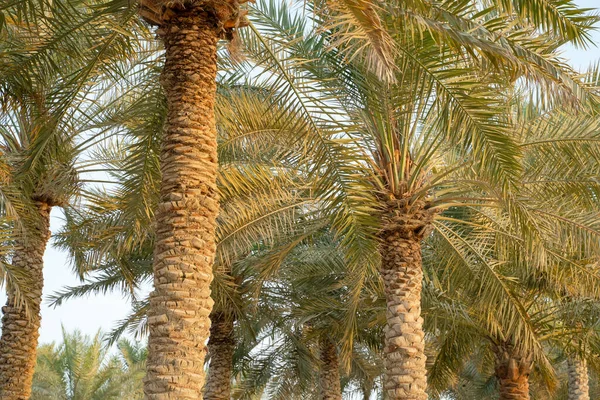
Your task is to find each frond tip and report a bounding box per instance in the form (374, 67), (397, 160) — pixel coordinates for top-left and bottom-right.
(314, 0), (396, 82)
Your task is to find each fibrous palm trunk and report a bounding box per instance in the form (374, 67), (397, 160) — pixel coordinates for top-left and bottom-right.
(568, 357), (590, 400)
(319, 335), (342, 400)
(379, 199), (433, 400)
(204, 312), (235, 400)
(143, 9), (221, 399)
(0, 202), (51, 400)
(494, 343), (532, 400)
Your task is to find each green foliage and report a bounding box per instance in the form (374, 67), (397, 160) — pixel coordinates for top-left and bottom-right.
(31, 329), (145, 400)
(232, 232), (383, 399)
(2, 0), (600, 399)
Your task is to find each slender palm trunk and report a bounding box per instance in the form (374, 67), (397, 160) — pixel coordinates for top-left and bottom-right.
(494, 344), (532, 400)
(319, 335), (342, 400)
(379, 200), (432, 400)
(204, 312), (235, 400)
(0, 202), (51, 400)
(568, 357), (590, 400)
(143, 10), (220, 399)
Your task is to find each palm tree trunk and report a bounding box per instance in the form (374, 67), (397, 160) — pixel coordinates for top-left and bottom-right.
(568, 357), (590, 400)
(204, 312), (235, 400)
(379, 199), (434, 400)
(319, 335), (342, 400)
(0, 202), (51, 400)
(494, 344), (532, 400)
(144, 9), (221, 399)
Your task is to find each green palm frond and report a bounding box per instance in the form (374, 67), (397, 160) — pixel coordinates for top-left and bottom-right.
(310, 0), (397, 81)
(31, 328), (145, 400)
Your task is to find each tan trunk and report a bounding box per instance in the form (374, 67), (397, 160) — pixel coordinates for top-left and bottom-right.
(568, 357), (590, 400)
(0, 202), (51, 400)
(319, 335), (342, 400)
(379, 199), (434, 400)
(143, 9), (221, 399)
(380, 235), (427, 399)
(494, 344), (532, 400)
(379, 200), (433, 400)
(204, 312), (235, 400)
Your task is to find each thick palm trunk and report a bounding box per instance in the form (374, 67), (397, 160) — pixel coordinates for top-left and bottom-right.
(204, 312), (235, 400)
(568, 357), (590, 400)
(319, 335), (342, 400)
(0, 202), (51, 400)
(379, 200), (433, 400)
(144, 10), (221, 399)
(494, 344), (532, 400)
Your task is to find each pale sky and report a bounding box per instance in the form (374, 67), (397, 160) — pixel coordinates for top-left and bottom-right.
(560, 0), (600, 71)
(0, 0), (599, 347)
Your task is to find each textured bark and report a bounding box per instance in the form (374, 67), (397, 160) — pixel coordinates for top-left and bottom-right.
(319, 336), (342, 400)
(568, 357), (590, 400)
(204, 312), (235, 400)
(143, 8), (223, 400)
(494, 344), (532, 400)
(379, 199), (434, 400)
(0, 202), (51, 400)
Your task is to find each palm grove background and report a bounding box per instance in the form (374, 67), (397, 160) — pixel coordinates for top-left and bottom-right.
(2, 0), (600, 399)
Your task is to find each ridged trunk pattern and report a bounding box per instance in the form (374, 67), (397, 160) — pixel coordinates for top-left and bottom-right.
(494, 344), (532, 400)
(319, 336), (342, 400)
(0, 202), (51, 400)
(379, 199), (434, 400)
(568, 357), (590, 400)
(204, 312), (235, 400)
(144, 9), (220, 399)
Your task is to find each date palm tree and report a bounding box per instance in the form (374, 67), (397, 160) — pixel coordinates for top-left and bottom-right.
(241, 2), (600, 397)
(423, 95), (600, 400)
(133, 2), (251, 394)
(550, 297), (600, 400)
(50, 58), (332, 399)
(0, 1), (151, 397)
(231, 232), (384, 400)
(425, 292), (600, 400)
(31, 329), (146, 400)
(0, 11), (91, 399)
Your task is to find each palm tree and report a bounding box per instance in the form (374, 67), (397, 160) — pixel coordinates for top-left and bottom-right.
(241, 2), (600, 397)
(318, 335), (343, 400)
(134, 3), (251, 395)
(567, 357), (591, 400)
(203, 311), (236, 400)
(554, 298), (600, 400)
(231, 232), (384, 399)
(424, 293), (600, 400)
(135, 0), (400, 393)
(50, 64), (329, 399)
(0, 10), (85, 398)
(31, 329), (146, 400)
(422, 95), (600, 400)
(0, 1), (151, 396)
